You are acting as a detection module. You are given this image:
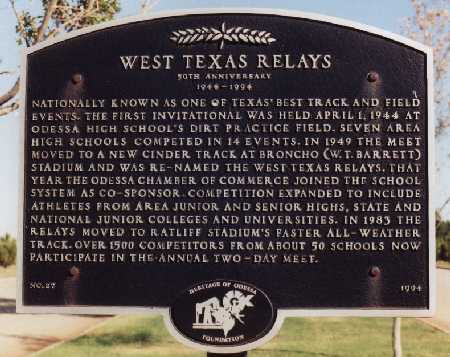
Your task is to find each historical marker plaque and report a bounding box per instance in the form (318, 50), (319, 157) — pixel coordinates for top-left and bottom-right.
(18, 10), (434, 353)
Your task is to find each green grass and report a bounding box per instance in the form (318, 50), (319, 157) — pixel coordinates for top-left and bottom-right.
(0, 264), (16, 278)
(40, 316), (450, 357)
(40, 316), (199, 357)
(437, 260), (450, 269)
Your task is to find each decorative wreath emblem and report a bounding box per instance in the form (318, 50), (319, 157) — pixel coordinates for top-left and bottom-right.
(170, 22), (277, 49)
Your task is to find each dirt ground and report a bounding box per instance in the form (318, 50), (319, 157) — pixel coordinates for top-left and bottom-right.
(0, 277), (108, 357)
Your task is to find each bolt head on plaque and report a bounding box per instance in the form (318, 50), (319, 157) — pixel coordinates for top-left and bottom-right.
(369, 266), (381, 278)
(71, 73), (83, 84)
(170, 280), (276, 349)
(367, 71), (379, 82)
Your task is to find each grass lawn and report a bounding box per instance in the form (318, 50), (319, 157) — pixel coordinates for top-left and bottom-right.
(437, 260), (450, 269)
(40, 316), (450, 357)
(0, 264), (16, 278)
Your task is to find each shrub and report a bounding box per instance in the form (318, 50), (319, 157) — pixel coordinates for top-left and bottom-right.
(436, 220), (450, 262)
(0, 233), (16, 268)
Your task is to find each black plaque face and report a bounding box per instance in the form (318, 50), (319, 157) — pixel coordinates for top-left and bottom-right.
(19, 10), (434, 352)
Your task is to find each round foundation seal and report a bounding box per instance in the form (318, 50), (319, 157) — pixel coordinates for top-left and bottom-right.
(170, 280), (276, 349)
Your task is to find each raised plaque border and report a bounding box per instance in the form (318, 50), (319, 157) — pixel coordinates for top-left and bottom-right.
(16, 8), (436, 354)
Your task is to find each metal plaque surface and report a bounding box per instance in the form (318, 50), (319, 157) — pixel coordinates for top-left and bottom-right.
(18, 9), (434, 353)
